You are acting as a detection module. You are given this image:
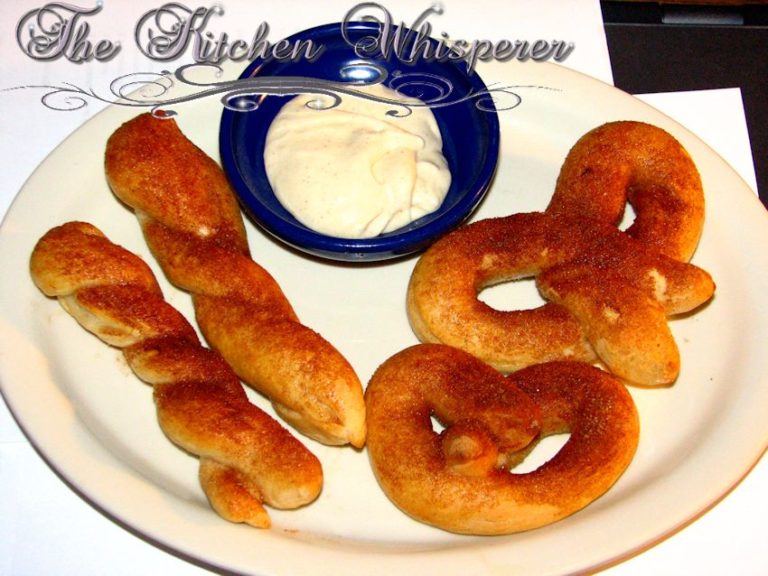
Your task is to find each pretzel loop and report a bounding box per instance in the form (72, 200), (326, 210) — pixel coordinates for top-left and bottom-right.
(365, 344), (639, 535)
(407, 122), (716, 386)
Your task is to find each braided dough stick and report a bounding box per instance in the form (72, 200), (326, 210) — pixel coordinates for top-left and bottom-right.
(366, 344), (639, 535)
(30, 222), (323, 528)
(104, 113), (366, 447)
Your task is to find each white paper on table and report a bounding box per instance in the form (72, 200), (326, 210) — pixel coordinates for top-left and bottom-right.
(638, 88), (758, 195)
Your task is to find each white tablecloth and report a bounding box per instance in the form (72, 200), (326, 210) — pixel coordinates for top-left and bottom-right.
(1, 1), (765, 574)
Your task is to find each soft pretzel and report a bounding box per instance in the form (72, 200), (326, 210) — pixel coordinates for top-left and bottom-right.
(365, 344), (639, 535)
(104, 113), (366, 447)
(408, 211), (714, 385)
(408, 211), (595, 372)
(30, 222), (323, 528)
(407, 122), (715, 386)
(549, 121), (704, 261)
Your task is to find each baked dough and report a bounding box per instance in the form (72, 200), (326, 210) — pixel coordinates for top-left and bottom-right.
(30, 222), (323, 528)
(366, 344), (639, 534)
(407, 122), (715, 386)
(549, 120), (705, 261)
(105, 113), (366, 447)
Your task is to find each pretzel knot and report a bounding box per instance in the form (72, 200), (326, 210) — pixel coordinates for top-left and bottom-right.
(105, 113), (366, 447)
(365, 344), (639, 535)
(30, 222), (323, 528)
(407, 122), (715, 386)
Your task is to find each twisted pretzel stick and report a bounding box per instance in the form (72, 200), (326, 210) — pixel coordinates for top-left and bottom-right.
(30, 222), (323, 528)
(105, 113), (366, 447)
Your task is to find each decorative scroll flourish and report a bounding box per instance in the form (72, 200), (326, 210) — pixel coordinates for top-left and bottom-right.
(3, 72), (175, 113)
(2, 61), (557, 117)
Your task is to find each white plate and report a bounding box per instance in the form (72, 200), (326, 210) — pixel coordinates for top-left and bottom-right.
(1, 60), (767, 576)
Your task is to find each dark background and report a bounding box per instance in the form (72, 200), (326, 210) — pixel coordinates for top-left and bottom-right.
(601, 1), (767, 208)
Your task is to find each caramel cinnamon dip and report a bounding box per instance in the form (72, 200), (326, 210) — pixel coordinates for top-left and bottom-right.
(263, 83), (451, 238)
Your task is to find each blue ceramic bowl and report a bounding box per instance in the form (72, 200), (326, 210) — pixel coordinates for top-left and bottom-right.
(219, 21), (500, 262)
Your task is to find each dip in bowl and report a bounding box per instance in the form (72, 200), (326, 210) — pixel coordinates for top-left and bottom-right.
(219, 21), (500, 262)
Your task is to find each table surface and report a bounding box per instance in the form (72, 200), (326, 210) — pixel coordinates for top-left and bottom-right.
(1, 1), (766, 575)
(602, 1), (768, 206)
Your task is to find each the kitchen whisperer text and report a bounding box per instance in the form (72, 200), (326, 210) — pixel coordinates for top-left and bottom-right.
(16, 1), (575, 72)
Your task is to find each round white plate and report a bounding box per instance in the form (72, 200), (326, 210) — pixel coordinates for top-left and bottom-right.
(1, 60), (767, 576)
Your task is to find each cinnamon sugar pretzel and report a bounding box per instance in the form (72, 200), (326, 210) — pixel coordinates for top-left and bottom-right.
(30, 222), (323, 528)
(105, 113), (366, 446)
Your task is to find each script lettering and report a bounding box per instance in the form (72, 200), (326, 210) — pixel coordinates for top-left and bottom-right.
(16, 2), (120, 63)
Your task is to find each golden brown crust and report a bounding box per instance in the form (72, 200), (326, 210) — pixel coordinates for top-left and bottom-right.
(407, 122), (715, 386)
(365, 344), (639, 535)
(407, 211), (714, 385)
(407, 212), (596, 373)
(30, 222), (323, 528)
(29, 221), (162, 299)
(104, 113), (366, 447)
(549, 121), (705, 261)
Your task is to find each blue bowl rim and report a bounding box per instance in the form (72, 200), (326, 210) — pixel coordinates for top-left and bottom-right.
(219, 20), (501, 259)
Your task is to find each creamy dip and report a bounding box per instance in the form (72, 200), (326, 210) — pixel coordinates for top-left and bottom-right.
(263, 83), (451, 239)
